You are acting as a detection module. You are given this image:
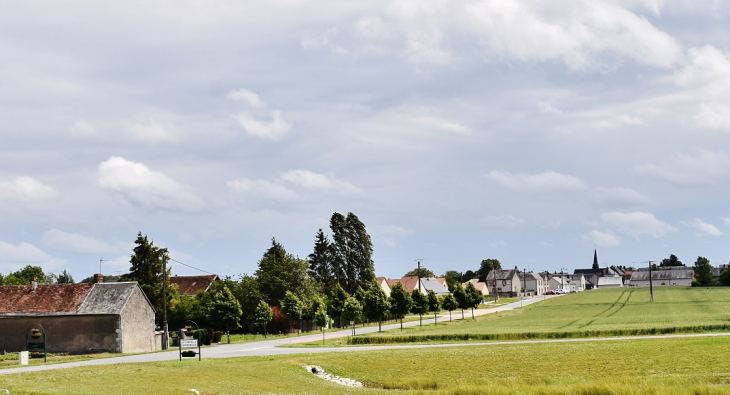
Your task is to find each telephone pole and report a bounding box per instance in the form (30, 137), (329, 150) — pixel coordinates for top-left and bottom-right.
(644, 261), (656, 303)
(415, 258), (424, 292)
(162, 250), (169, 349)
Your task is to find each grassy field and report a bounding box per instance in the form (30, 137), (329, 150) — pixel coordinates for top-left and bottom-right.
(350, 287), (730, 343)
(3, 335), (730, 394)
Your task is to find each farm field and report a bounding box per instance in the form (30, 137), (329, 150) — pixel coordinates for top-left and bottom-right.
(351, 287), (730, 343)
(2, 335), (730, 394)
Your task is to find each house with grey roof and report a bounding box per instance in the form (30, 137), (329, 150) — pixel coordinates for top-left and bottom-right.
(596, 276), (623, 288)
(629, 268), (694, 287)
(519, 272), (546, 295)
(0, 275), (158, 353)
(486, 267), (521, 296)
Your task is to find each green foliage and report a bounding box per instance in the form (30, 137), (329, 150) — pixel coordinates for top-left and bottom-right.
(478, 259), (502, 280)
(280, 290), (303, 322)
(307, 228), (334, 295)
(341, 296), (362, 324)
(427, 290), (440, 313)
(329, 212), (376, 294)
(410, 289), (428, 320)
(403, 267), (436, 278)
(1, 265), (54, 285)
(254, 300), (272, 337)
(80, 274), (118, 283)
(388, 281), (412, 330)
(442, 270), (462, 291)
(235, 273), (264, 322)
(720, 266), (730, 286)
(660, 254), (683, 267)
(363, 280), (390, 330)
(255, 238), (309, 306)
(440, 293), (457, 313)
(208, 285), (242, 331)
(693, 256), (714, 286)
(328, 283), (349, 327)
(452, 283), (468, 317)
(56, 269), (74, 284)
(465, 282), (482, 311)
(313, 301), (328, 328)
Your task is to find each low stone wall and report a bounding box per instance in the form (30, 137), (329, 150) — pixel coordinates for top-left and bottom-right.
(0, 315), (119, 353)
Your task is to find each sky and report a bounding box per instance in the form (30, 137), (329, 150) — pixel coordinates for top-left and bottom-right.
(2, 0), (730, 281)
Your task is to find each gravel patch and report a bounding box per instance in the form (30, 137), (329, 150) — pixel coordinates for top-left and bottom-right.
(303, 365), (364, 387)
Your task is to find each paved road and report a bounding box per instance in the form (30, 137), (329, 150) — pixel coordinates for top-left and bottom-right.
(10, 295), (727, 375)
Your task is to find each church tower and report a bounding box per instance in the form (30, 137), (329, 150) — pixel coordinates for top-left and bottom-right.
(592, 249), (599, 271)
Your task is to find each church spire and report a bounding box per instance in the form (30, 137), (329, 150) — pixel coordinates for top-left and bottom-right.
(592, 249), (599, 271)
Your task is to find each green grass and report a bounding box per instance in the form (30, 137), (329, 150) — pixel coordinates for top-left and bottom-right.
(351, 287), (730, 344)
(3, 336), (730, 394)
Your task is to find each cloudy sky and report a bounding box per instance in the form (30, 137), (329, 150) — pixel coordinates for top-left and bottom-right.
(2, 0), (730, 280)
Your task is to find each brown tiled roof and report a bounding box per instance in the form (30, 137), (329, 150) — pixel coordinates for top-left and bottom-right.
(397, 276), (421, 293)
(0, 284), (94, 314)
(170, 275), (218, 296)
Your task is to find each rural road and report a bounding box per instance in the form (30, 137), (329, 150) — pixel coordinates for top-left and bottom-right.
(4, 294), (727, 376)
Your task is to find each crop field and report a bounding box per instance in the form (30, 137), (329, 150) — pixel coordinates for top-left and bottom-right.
(351, 287), (730, 343)
(3, 335), (730, 394)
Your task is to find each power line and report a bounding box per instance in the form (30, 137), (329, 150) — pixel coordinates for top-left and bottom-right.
(168, 258), (217, 275)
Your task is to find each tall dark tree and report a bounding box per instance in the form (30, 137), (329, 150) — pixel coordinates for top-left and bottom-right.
(236, 274), (264, 324)
(443, 270), (462, 292)
(308, 229), (334, 295)
(660, 254), (684, 267)
(720, 266), (730, 286)
(255, 238), (308, 307)
(411, 290), (428, 326)
(123, 232), (174, 323)
(388, 282), (412, 331)
(694, 256), (714, 286)
(478, 259), (502, 281)
(207, 285), (242, 335)
(329, 212), (376, 294)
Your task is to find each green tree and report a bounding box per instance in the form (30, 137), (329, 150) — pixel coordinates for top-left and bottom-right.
(313, 303), (328, 345)
(56, 269), (74, 284)
(329, 283), (349, 328)
(388, 282), (412, 331)
(308, 229), (335, 295)
(255, 238), (309, 307)
(341, 296), (363, 335)
(207, 285), (242, 339)
(694, 256), (714, 286)
(329, 212), (376, 294)
(478, 259), (502, 280)
(404, 267), (436, 278)
(660, 254), (684, 267)
(254, 300), (273, 338)
(441, 293), (458, 322)
(465, 282), (482, 320)
(235, 274), (263, 325)
(122, 232), (174, 324)
(427, 290), (440, 325)
(410, 290), (428, 326)
(363, 280), (390, 332)
(453, 284), (468, 320)
(2, 265), (54, 285)
(443, 270), (462, 292)
(280, 291), (303, 333)
(720, 266), (730, 286)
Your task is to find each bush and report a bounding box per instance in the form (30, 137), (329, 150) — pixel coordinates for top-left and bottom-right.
(691, 280), (701, 287)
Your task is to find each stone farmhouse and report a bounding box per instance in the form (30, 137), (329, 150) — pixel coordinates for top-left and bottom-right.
(486, 268), (521, 296)
(0, 275), (159, 353)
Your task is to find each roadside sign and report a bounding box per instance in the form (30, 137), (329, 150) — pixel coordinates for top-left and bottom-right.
(180, 340), (197, 348)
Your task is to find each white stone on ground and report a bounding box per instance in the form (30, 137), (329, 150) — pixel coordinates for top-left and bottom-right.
(303, 365), (364, 387)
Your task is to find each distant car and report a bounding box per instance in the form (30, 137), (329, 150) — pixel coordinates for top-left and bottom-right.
(545, 290), (554, 295)
(555, 289), (566, 294)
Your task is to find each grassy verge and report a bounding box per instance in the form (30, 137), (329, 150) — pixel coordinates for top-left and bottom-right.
(3, 336), (730, 394)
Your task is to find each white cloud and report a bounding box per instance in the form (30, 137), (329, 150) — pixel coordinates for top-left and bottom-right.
(125, 119), (177, 143)
(485, 170), (587, 193)
(381, 225), (414, 237)
(601, 211), (677, 239)
(485, 214), (525, 228)
(41, 229), (126, 255)
(227, 89), (266, 108)
(675, 45), (730, 131)
(233, 110), (291, 140)
(0, 241), (66, 272)
(584, 230), (622, 247)
(588, 187), (651, 208)
(635, 150), (730, 187)
(682, 218), (723, 237)
(97, 156), (204, 212)
(724, 217), (730, 226)
(537, 241), (553, 248)
(69, 119), (96, 138)
(538, 102), (563, 115)
(0, 176), (59, 202)
(226, 178), (297, 201)
(281, 170), (362, 196)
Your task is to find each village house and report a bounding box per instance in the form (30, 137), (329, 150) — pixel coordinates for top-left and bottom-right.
(376, 277), (391, 297)
(628, 268), (695, 287)
(462, 279), (490, 296)
(386, 276), (450, 296)
(519, 272), (546, 296)
(0, 275), (159, 353)
(486, 267), (521, 296)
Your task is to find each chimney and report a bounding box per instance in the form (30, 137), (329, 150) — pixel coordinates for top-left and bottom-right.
(94, 273), (104, 283)
(31, 276), (38, 291)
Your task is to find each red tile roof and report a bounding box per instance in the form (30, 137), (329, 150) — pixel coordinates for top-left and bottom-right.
(0, 284), (94, 314)
(170, 275), (218, 296)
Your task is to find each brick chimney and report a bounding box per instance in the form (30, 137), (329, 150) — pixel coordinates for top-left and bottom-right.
(94, 273), (104, 283)
(31, 276), (38, 291)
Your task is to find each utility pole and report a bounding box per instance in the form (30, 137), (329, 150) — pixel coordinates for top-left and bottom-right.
(162, 250), (169, 350)
(415, 258), (424, 293)
(99, 257), (109, 275)
(644, 261), (655, 303)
